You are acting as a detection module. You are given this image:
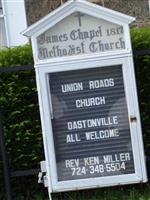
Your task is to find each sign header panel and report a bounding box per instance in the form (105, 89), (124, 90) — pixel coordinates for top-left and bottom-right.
(37, 13), (125, 60)
(49, 65), (135, 181)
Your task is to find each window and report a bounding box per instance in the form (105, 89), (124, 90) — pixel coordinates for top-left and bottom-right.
(0, 0), (7, 48)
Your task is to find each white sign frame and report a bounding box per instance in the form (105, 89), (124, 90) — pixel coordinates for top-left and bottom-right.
(22, 1), (147, 199)
(35, 55), (147, 197)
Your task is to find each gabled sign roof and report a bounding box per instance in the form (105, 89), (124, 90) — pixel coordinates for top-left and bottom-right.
(22, 0), (135, 38)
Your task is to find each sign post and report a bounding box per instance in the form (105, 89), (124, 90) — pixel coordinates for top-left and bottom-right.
(22, 0), (147, 199)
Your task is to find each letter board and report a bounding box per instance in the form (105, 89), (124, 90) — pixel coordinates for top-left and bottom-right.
(49, 65), (135, 181)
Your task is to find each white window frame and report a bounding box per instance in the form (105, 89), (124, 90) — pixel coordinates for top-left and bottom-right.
(0, 0), (9, 47)
(0, 0), (28, 48)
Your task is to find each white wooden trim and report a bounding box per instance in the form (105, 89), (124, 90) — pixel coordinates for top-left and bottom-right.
(1, 0), (10, 47)
(31, 37), (38, 63)
(34, 51), (132, 66)
(122, 58), (147, 181)
(127, 56), (147, 181)
(35, 52), (132, 66)
(36, 56), (147, 194)
(52, 174), (141, 192)
(34, 52), (132, 69)
(2, 0), (28, 47)
(35, 68), (53, 193)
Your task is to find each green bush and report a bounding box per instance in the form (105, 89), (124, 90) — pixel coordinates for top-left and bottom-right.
(131, 27), (150, 155)
(0, 45), (45, 199)
(0, 45), (44, 170)
(0, 45), (33, 67)
(131, 27), (150, 49)
(0, 28), (149, 199)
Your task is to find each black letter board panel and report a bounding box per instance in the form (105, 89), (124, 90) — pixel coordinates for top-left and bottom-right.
(49, 65), (135, 181)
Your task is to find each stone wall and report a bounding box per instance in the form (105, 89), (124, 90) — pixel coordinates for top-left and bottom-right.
(25, 0), (61, 25)
(25, 0), (150, 27)
(100, 0), (150, 27)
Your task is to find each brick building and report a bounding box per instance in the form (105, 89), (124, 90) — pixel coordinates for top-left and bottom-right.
(25, 0), (150, 27)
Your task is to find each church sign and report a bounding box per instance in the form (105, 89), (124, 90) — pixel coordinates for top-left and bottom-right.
(37, 13), (125, 59)
(22, 1), (147, 199)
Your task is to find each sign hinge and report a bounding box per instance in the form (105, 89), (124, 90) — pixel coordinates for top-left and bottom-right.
(38, 161), (48, 187)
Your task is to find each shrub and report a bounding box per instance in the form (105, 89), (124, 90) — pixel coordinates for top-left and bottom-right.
(0, 45), (33, 67)
(0, 27), (149, 199)
(0, 45), (44, 170)
(0, 45), (45, 199)
(131, 27), (150, 155)
(131, 27), (150, 49)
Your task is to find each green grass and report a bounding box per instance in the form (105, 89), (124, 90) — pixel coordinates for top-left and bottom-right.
(11, 183), (150, 200)
(1, 176), (149, 199)
(53, 184), (150, 200)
